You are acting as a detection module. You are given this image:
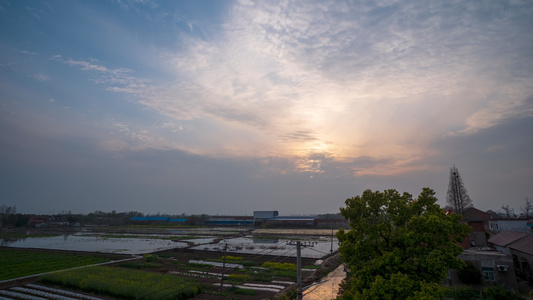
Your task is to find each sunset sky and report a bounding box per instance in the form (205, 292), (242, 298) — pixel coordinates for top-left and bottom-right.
(1, 0), (532, 215)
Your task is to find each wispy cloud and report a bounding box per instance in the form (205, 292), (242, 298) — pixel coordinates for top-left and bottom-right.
(53, 0), (533, 176)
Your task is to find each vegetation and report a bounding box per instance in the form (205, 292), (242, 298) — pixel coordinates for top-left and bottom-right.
(38, 266), (201, 300)
(457, 262), (482, 285)
(337, 188), (471, 299)
(443, 286), (481, 300)
(0, 248), (109, 280)
(483, 286), (524, 300)
(262, 262), (297, 271)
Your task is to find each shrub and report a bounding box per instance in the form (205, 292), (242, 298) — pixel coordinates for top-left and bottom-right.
(443, 286), (480, 300)
(143, 254), (159, 262)
(483, 286), (524, 300)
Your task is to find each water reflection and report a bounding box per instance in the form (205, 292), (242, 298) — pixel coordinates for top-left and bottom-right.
(0, 235), (187, 255)
(192, 236), (338, 258)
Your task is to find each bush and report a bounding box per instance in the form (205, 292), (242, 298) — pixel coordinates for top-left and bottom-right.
(143, 254), (159, 262)
(443, 286), (480, 300)
(483, 286), (523, 300)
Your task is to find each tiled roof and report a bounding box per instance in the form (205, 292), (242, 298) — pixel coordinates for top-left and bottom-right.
(509, 234), (533, 255)
(487, 231), (527, 247)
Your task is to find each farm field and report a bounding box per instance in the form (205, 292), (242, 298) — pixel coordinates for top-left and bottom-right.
(0, 247), (341, 299)
(0, 248), (121, 281)
(0, 226), (342, 299)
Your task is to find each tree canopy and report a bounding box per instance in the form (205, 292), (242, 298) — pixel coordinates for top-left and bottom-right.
(337, 188), (470, 299)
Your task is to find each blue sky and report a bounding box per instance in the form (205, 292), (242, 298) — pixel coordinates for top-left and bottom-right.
(1, 0), (532, 215)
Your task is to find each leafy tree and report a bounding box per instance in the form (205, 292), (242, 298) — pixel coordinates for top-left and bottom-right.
(337, 188), (470, 299)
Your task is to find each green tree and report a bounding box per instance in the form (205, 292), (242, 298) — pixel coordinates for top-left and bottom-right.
(337, 188), (470, 299)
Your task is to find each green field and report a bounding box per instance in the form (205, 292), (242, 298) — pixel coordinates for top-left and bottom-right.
(38, 266), (201, 300)
(0, 249), (110, 281)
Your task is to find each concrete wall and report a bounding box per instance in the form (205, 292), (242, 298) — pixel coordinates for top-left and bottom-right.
(447, 249), (518, 291)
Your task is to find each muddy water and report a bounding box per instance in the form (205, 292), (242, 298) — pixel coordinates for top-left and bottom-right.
(303, 264), (346, 300)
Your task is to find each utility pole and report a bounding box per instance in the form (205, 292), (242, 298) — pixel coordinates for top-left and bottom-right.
(330, 226), (334, 254)
(297, 241), (302, 300)
(286, 241), (314, 300)
(219, 243), (227, 299)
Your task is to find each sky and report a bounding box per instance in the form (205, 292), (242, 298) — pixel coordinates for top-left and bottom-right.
(1, 0), (532, 216)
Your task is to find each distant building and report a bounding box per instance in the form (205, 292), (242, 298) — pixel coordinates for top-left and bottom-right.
(205, 216), (252, 226)
(29, 215), (51, 227)
(253, 211), (278, 226)
(314, 218), (349, 229)
(265, 216), (316, 227)
(129, 216), (167, 225)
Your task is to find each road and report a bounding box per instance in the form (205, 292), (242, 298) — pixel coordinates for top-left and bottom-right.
(303, 264), (346, 300)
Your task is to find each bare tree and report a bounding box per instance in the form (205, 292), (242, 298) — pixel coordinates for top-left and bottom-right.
(521, 197), (533, 217)
(446, 165), (473, 214)
(501, 205), (512, 219)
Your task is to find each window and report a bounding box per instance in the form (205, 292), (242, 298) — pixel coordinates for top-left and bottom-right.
(489, 222), (498, 230)
(482, 267), (495, 281)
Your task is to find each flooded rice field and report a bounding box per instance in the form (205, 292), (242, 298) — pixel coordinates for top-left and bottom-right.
(0, 227), (339, 257)
(0, 234), (188, 254)
(194, 236), (338, 258)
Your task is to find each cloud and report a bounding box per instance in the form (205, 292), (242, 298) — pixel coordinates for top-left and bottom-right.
(52, 0), (533, 177)
(32, 73), (50, 81)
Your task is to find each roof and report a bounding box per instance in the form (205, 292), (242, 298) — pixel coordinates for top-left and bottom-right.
(487, 231), (527, 247)
(130, 217), (168, 221)
(268, 216), (316, 221)
(168, 218), (187, 222)
(508, 234), (533, 255)
(462, 207), (491, 221)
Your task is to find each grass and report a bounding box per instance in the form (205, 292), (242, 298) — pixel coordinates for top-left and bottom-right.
(38, 266), (201, 300)
(0, 249), (110, 281)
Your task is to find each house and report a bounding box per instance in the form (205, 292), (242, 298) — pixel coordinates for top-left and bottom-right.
(29, 215), (51, 227)
(488, 231), (528, 255)
(488, 219), (531, 234)
(448, 248), (519, 291)
(461, 207), (492, 248)
(488, 231), (533, 284)
(508, 234), (533, 283)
